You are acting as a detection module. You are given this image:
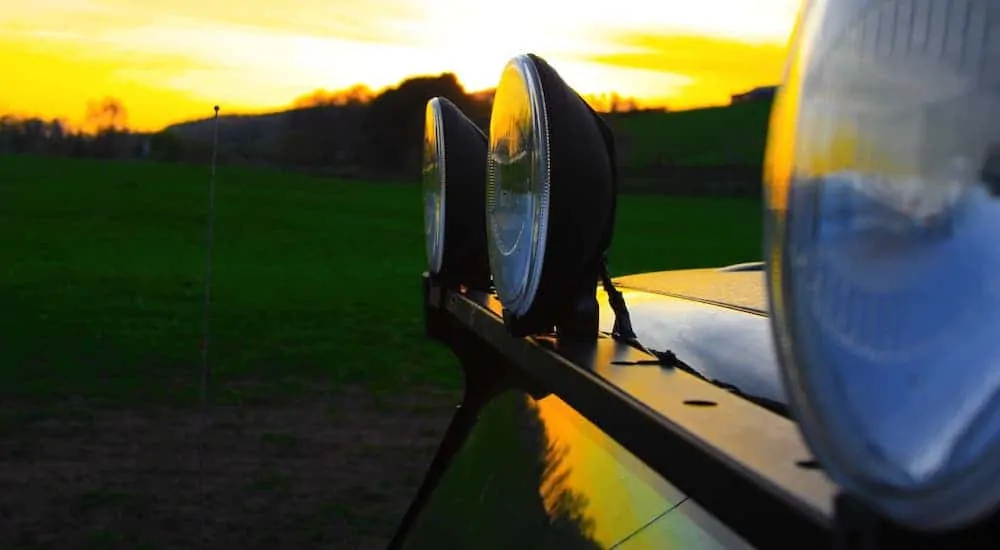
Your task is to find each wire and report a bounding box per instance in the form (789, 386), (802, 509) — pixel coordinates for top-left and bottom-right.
(599, 256), (638, 340)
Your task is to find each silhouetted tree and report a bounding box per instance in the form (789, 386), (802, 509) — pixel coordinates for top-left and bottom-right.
(150, 131), (185, 162)
(360, 73), (478, 177)
(23, 118), (48, 154)
(278, 103), (366, 169)
(292, 84), (376, 108)
(85, 97), (128, 131)
(67, 131), (91, 158)
(83, 97), (131, 158)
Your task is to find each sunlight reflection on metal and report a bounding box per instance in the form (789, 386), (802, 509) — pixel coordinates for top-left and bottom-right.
(400, 387), (752, 548)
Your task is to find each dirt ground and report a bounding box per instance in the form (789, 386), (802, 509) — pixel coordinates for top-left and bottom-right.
(0, 386), (460, 549)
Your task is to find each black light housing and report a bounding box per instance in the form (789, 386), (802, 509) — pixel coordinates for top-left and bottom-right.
(422, 96), (491, 290)
(485, 53), (618, 341)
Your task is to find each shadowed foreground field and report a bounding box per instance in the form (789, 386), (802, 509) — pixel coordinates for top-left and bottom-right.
(0, 155), (762, 548)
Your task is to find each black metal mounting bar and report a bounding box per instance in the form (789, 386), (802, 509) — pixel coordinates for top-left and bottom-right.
(423, 273), (835, 549)
(422, 273), (1000, 548)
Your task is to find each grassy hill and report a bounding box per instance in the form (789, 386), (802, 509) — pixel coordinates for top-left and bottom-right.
(159, 99), (774, 192)
(165, 112), (285, 142)
(606, 101), (772, 169)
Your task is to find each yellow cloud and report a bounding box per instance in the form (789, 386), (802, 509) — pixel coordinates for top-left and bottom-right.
(1, 0), (423, 46)
(1, 17), (431, 130)
(1, 33), (216, 131)
(580, 33), (790, 108)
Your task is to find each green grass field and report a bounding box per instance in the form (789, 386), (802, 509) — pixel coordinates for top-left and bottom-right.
(0, 154), (763, 547)
(0, 154), (763, 404)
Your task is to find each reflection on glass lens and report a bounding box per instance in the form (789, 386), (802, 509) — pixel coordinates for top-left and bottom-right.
(423, 99), (445, 273)
(766, 0), (1000, 529)
(487, 56), (551, 316)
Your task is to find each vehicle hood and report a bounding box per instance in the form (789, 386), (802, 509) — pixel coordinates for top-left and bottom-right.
(599, 263), (788, 406)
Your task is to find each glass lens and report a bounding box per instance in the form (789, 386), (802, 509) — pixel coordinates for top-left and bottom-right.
(766, 0), (1000, 529)
(487, 56), (551, 316)
(423, 99), (446, 273)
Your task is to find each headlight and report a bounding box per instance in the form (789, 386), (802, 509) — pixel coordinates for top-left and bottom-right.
(765, 0), (1000, 531)
(423, 96), (491, 290)
(486, 54), (617, 340)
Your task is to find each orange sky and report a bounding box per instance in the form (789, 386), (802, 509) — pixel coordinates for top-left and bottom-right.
(2, 0), (800, 132)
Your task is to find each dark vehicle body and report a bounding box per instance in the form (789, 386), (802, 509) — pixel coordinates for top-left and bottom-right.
(391, 264), (1000, 548)
(389, 265), (837, 549)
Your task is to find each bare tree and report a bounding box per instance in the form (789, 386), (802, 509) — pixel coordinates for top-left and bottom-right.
(85, 97), (128, 133)
(83, 97), (131, 158)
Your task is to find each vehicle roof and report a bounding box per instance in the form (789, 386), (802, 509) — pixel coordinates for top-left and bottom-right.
(614, 262), (768, 316)
(604, 262), (787, 407)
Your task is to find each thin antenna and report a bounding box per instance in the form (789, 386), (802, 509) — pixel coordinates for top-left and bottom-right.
(197, 105), (220, 546)
(200, 105), (220, 405)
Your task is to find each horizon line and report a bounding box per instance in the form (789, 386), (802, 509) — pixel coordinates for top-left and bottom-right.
(1, 74), (781, 134)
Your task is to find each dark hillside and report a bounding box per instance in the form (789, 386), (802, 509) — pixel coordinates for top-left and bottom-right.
(10, 73), (773, 195)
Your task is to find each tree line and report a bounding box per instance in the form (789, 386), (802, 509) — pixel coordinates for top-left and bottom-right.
(0, 74), (653, 182)
(0, 98), (150, 160)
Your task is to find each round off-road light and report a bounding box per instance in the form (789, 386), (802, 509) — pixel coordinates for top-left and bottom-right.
(422, 96), (490, 290)
(765, 0), (1000, 531)
(486, 53), (616, 340)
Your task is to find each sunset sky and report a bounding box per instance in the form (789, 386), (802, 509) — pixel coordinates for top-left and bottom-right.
(3, 0), (801, 132)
